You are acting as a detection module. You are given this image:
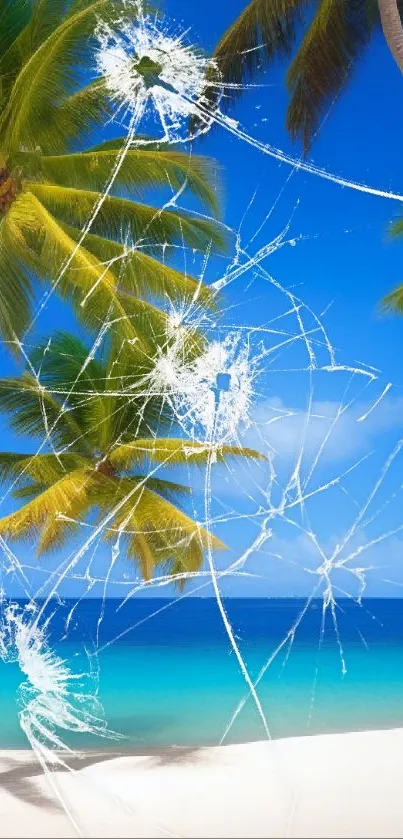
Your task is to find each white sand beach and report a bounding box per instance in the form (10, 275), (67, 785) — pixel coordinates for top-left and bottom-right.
(1, 728), (403, 838)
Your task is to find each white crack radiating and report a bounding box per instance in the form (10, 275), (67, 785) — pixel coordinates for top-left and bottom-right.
(0, 1), (401, 836)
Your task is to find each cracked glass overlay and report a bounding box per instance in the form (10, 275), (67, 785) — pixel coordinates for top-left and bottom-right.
(1, 0), (403, 833)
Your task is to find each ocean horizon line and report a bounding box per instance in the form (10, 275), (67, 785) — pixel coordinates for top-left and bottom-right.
(3, 594), (403, 601)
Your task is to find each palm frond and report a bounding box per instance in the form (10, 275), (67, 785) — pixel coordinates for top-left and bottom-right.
(381, 284), (403, 313)
(381, 220), (403, 312)
(0, 451), (92, 490)
(0, 467), (95, 553)
(129, 530), (156, 580)
(30, 330), (114, 452)
(26, 183), (227, 253)
(0, 213), (33, 346)
(110, 438), (266, 470)
(88, 376), (172, 457)
(41, 150), (222, 216)
(87, 137), (167, 153)
(390, 218), (403, 237)
(0, 331), (235, 585)
(135, 476), (191, 501)
(58, 222), (216, 307)
(0, 0), (134, 151)
(0, 373), (92, 454)
(125, 485), (225, 550)
(27, 331), (172, 456)
(104, 479), (227, 575)
(28, 331), (170, 454)
(12, 0), (70, 64)
(12, 481), (47, 501)
(0, 0), (31, 61)
(286, 0), (374, 152)
(213, 0), (309, 87)
(30, 330), (106, 391)
(168, 549), (203, 590)
(36, 79), (112, 152)
(10, 190), (169, 353)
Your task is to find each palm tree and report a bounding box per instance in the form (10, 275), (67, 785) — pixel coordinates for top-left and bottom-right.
(380, 219), (403, 312)
(0, 331), (262, 585)
(0, 0), (225, 349)
(213, 0), (403, 152)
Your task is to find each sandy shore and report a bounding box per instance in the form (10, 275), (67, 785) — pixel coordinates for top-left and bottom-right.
(1, 728), (403, 838)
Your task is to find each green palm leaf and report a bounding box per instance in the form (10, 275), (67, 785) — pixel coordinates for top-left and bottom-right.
(28, 331), (170, 455)
(58, 223), (216, 307)
(0, 373), (92, 454)
(211, 0), (392, 153)
(29, 329), (108, 446)
(41, 150), (222, 216)
(10, 190), (172, 353)
(12, 482), (48, 501)
(110, 438), (266, 470)
(0, 212), (33, 347)
(0, 0), (31, 60)
(37, 79), (113, 151)
(1, 7), (100, 133)
(0, 467), (93, 546)
(12, 0), (70, 63)
(381, 218), (403, 312)
(0, 451), (91, 486)
(103, 478), (226, 577)
(286, 0), (374, 151)
(26, 183), (227, 252)
(0, 0), (134, 151)
(136, 476), (192, 501)
(213, 0), (309, 87)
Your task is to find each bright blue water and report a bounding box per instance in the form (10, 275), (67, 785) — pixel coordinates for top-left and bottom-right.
(1, 598), (403, 749)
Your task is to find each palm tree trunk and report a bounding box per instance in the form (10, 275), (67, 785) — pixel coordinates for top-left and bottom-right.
(95, 457), (116, 478)
(378, 0), (403, 72)
(0, 153), (19, 215)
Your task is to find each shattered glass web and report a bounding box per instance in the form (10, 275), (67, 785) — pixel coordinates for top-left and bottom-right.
(1, 0), (403, 834)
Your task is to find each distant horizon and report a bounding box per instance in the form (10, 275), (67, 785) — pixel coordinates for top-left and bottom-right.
(6, 595), (403, 601)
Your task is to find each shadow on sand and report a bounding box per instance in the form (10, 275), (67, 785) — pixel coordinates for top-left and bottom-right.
(0, 744), (207, 813)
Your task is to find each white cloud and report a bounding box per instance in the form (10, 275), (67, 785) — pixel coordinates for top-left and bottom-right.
(247, 394), (403, 465)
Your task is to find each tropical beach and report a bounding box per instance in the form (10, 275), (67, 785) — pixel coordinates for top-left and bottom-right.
(1, 597), (403, 837)
(1, 0), (403, 836)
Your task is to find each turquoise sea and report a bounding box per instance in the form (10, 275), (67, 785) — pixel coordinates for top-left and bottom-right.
(1, 598), (403, 749)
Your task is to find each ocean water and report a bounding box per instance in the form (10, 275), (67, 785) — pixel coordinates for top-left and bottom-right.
(1, 597), (403, 749)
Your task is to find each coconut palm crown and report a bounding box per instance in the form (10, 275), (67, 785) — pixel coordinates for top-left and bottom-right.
(0, 331), (263, 586)
(213, 0), (403, 153)
(0, 0), (225, 350)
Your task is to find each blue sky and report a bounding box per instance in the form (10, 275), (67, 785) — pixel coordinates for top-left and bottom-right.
(3, 0), (403, 599)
